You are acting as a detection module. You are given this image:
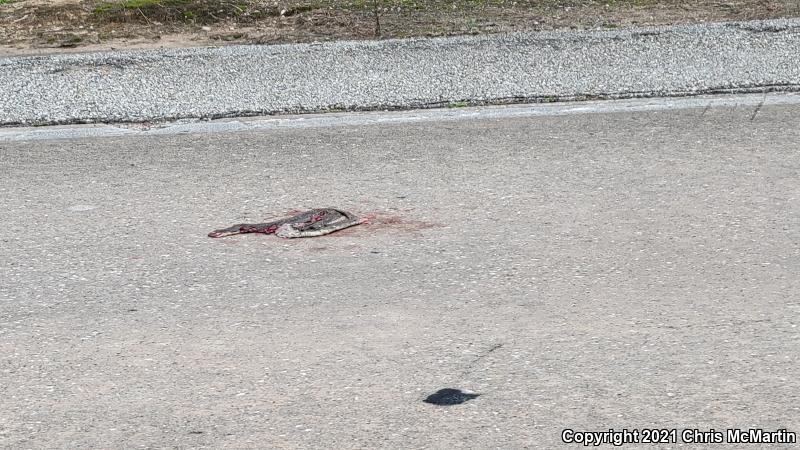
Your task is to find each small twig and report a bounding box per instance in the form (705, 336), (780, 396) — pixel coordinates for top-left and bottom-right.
(136, 7), (152, 25)
(373, 0), (381, 38)
(699, 102), (711, 118)
(223, 1), (245, 14)
(11, 14), (30, 24)
(750, 91), (766, 121)
(460, 342), (504, 377)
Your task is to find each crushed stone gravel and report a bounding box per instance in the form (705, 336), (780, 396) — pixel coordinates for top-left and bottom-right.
(1, 19), (799, 126)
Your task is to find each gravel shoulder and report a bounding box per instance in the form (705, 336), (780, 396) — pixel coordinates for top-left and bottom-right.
(1, 18), (800, 126)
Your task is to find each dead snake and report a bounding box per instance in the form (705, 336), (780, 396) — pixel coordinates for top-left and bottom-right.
(208, 208), (362, 239)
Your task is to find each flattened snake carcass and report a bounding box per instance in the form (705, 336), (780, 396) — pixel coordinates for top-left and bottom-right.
(209, 208), (363, 239)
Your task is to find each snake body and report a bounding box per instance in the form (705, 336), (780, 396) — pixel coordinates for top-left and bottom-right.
(209, 208), (361, 239)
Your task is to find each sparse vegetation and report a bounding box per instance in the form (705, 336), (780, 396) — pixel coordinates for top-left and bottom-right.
(92, 0), (262, 24)
(1, 0), (799, 54)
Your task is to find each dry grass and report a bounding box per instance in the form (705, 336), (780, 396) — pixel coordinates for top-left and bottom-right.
(91, 0), (288, 24)
(1, 0), (799, 54)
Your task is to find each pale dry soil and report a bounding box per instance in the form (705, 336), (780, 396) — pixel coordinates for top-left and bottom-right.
(1, 0), (799, 56)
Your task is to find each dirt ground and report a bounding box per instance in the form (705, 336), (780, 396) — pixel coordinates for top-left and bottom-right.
(1, 0), (799, 56)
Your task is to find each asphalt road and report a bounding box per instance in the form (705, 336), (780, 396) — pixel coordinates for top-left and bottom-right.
(1, 95), (799, 449)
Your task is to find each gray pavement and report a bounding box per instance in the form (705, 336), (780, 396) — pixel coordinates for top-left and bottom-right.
(2, 19), (800, 127)
(1, 94), (799, 448)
